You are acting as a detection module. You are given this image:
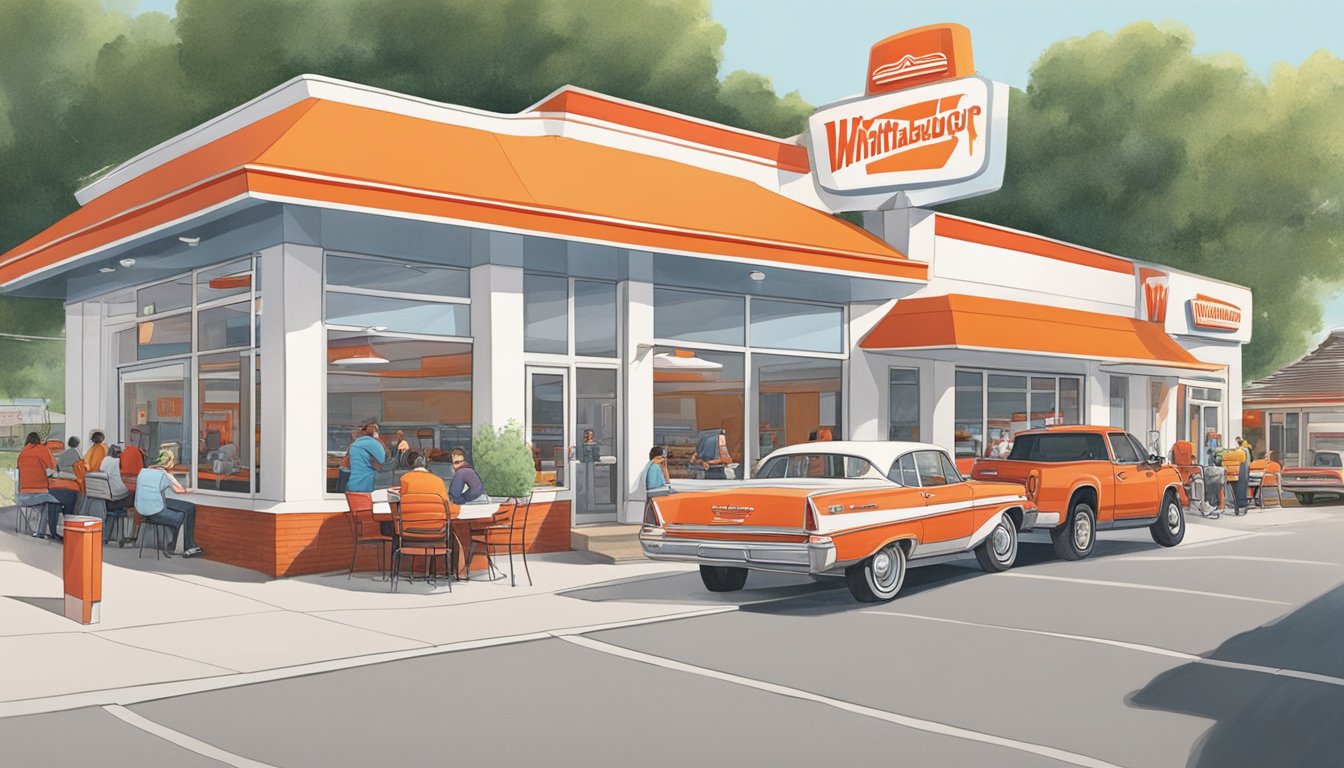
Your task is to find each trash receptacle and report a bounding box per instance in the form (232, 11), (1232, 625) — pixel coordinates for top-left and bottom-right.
(62, 515), (103, 625)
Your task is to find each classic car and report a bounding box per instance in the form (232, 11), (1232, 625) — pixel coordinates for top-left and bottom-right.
(970, 426), (1187, 560)
(1281, 450), (1344, 505)
(639, 441), (1037, 603)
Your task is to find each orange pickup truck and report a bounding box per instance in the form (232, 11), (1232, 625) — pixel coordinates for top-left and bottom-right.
(970, 426), (1187, 560)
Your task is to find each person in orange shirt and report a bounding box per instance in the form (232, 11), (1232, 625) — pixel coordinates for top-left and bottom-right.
(398, 452), (449, 502)
(84, 431), (108, 476)
(120, 439), (146, 491)
(16, 432), (63, 540)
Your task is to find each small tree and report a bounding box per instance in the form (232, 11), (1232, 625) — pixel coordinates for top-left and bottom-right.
(472, 420), (536, 500)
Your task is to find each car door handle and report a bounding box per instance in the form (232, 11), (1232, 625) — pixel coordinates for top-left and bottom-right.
(920, 492), (935, 499)
(1116, 472), (1128, 480)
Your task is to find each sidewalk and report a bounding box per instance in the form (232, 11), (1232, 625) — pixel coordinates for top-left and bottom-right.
(0, 505), (717, 715)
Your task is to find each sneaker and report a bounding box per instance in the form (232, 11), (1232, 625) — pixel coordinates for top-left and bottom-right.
(183, 547), (205, 558)
(31, 532), (46, 539)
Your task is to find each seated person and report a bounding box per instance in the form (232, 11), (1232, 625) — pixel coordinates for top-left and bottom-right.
(135, 450), (205, 558)
(16, 432), (63, 540)
(85, 431), (108, 475)
(448, 448), (485, 505)
(643, 446), (671, 497)
(211, 441), (239, 476)
(399, 452), (450, 502)
(55, 436), (82, 477)
(99, 445), (134, 541)
(121, 439), (146, 491)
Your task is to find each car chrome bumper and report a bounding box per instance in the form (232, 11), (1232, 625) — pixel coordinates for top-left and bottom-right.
(1281, 484), (1344, 495)
(639, 529), (836, 574)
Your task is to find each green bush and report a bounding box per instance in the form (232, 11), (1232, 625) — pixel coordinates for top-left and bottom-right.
(472, 420), (535, 500)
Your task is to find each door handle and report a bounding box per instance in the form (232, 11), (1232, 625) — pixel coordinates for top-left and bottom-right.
(920, 492), (935, 499)
(1116, 472), (1128, 480)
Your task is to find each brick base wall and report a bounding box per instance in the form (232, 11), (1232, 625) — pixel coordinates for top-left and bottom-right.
(191, 499), (572, 578)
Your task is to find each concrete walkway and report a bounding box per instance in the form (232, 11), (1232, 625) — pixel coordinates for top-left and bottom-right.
(0, 506), (705, 715)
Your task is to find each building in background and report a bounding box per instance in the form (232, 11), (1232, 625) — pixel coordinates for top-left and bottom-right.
(1243, 328), (1344, 466)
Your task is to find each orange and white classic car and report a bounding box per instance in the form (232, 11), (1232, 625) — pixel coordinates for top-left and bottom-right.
(639, 442), (1037, 603)
(1281, 450), (1344, 505)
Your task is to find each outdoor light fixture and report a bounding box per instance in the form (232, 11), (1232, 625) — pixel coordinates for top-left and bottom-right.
(179, 236), (200, 247)
(119, 258), (136, 268)
(749, 270), (766, 281)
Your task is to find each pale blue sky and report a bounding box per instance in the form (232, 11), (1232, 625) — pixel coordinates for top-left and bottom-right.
(122, 0), (1344, 333)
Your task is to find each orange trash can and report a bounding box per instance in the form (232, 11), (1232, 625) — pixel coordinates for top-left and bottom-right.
(62, 515), (104, 625)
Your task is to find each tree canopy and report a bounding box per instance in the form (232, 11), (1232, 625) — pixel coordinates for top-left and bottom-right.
(944, 22), (1344, 380)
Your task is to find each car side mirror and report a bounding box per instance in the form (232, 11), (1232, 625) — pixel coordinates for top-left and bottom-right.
(1147, 453), (1164, 465)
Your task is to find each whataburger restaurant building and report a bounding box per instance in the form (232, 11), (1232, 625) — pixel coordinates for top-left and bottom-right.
(0, 25), (1252, 577)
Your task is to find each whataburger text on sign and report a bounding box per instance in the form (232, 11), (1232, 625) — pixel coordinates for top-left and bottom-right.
(1189, 294), (1242, 331)
(806, 24), (1008, 207)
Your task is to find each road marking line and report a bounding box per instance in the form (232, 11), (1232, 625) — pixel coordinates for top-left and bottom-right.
(1119, 555), (1342, 567)
(1000, 572), (1290, 605)
(103, 704), (279, 767)
(558, 634), (1128, 768)
(868, 613), (1344, 690)
(0, 605), (738, 719)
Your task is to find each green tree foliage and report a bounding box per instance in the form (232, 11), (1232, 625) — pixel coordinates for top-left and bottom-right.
(944, 22), (1344, 380)
(471, 420), (537, 499)
(0, 0), (811, 403)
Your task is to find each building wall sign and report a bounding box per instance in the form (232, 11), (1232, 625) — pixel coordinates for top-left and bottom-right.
(1189, 294), (1242, 331)
(1138, 267), (1169, 323)
(806, 23), (1008, 208)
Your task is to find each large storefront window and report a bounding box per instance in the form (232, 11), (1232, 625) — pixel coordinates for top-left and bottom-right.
(653, 347), (745, 479)
(574, 280), (618, 358)
(1109, 376), (1129, 430)
(755, 355), (842, 458)
(749, 299), (843, 353)
(198, 352), (252, 492)
(121, 362), (193, 488)
(524, 273), (568, 354)
(654, 288), (744, 346)
(954, 371), (983, 460)
(957, 370), (1084, 458)
(888, 368), (920, 441)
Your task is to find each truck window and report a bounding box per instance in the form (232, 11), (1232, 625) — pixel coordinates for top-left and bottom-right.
(1315, 452), (1342, 468)
(914, 450), (949, 486)
(1108, 433), (1141, 463)
(1009, 433), (1110, 462)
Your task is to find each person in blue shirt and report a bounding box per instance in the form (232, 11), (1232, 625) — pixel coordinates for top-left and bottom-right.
(644, 446), (670, 497)
(135, 450), (203, 558)
(346, 422), (387, 494)
(448, 448), (486, 505)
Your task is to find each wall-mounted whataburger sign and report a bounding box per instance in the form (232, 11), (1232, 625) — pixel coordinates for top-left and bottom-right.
(806, 24), (1009, 209)
(1189, 294), (1242, 332)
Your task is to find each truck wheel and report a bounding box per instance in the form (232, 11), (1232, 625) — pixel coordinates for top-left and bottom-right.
(846, 543), (906, 603)
(699, 565), (748, 592)
(974, 516), (1018, 573)
(1150, 490), (1186, 547)
(1295, 493), (1316, 506)
(1051, 502), (1096, 561)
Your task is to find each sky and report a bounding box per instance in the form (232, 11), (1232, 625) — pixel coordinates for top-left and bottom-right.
(122, 0), (1344, 335)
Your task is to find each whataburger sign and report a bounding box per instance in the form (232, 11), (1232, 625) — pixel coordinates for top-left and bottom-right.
(807, 24), (1008, 208)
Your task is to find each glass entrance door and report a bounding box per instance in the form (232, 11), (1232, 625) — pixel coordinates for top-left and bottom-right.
(1187, 400), (1222, 465)
(121, 361), (193, 486)
(575, 367), (619, 523)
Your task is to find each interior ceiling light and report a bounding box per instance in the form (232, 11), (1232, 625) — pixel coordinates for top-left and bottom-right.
(363, 325), (388, 334)
(653, 350), (723, 370)
(119, 258), (136, 268)
(748, 270), (766, 281)
(179, 236), (200, 247)
(332, 354), (389, 366)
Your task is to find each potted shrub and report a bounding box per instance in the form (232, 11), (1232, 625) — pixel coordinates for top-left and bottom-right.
(469, 420), (537, 586)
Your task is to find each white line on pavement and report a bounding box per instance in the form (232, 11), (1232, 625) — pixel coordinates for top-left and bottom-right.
(999, 572), (1290, 605)
(103, 704), (279, 767)
(867, 613), (1344, 690)
(558, 634), (1129, 768)
(1118, 555), (1343, 567)
(0, 605), (738, 719)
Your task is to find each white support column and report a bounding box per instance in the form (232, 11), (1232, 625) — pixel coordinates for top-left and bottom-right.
(63, 303), (84, 441)
(621, 279), (654, 523)
(846, 301), (895, 441)
(278, 243), (326, 504)
(470, 238), (526, 430)
(930, 360), (957, 450)
(1085, 362), (1108, 426)
(81, 303), (105, 441)
(257, 244), (287, 502)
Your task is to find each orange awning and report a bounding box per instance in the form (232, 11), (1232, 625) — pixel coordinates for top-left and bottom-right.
(1, 96), (925, 288)
(860, 294), (1224, 371)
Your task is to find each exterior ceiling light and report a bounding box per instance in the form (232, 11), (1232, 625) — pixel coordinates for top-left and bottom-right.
(179, 236), (200, 247)
(748, 270), (766, 281)
(119, 258), (136, 268)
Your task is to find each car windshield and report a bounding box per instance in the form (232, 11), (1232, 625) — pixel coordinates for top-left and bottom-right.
(1008, 433), (1110, 462)
(1314, 453), (1343, 468)
(756, 453), (886, 480)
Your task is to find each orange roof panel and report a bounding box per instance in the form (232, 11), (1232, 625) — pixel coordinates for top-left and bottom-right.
(860, 294), (1223, 371)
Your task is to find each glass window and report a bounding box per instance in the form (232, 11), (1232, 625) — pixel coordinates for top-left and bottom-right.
(939, 452), (963, 483)
(1109, 376), (1129, 430)
(137, 314), (192, 360)
(654, 346), (744, 479)
(891, 453), (921, 487)
(524, 273), (569, 354)
(654, 288), (744, 346)
(326, 332), (473, 492)
(197, 301), (251, 351)
(255, 354), (262, 494)
(987, 374), (1027, 458)
(1109, 433), (1141, 463)
(197, 258), (253, 304)
(574, 280), (617, 357)
(1009, 433), (1109, 462)
(1029, 377), (1057, 429)
(954, 371), (983, 459)
(914, 450), (950, 486)
(1126, 434), (1151, 462)
(749, 299), (842, 353)
(529, 372), (566, 487)
(137, 275), (192, 317)
(326, 254), (469, 297)
(755, 354), (841, 460)
(198, 352), (252, 493)
(116, 328), (137, 365)
(888, 368), (920, 441)
(757, 453), (882, 479)
(326, 293), (469, 337)
(121, 362), (192, 488)
(1059, 377), (1082, 424)
(1285, 413), (1300, 466)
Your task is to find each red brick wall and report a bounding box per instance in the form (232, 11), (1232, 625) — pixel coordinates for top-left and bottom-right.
(190, 499), (572, 578)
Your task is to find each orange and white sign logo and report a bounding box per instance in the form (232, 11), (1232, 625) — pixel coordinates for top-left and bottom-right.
(867, 24), (975, 95)
(1139, 267), (1169, 323)
(1189, 294), (1242, 331)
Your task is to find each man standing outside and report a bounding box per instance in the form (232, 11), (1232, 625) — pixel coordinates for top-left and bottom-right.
(135, 450), (204, 557)
(448, 448), (485, 505)
(346, 422), (387, 494)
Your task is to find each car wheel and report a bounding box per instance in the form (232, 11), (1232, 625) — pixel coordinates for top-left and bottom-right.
(1150, 490), (1186, 547)
(974, 515), (1018, 573)
(845, 543), (906, 603)
(1051, 501), (1096, 561)
(1295, 493), (1316, 506)
(699, 565), (748, 592)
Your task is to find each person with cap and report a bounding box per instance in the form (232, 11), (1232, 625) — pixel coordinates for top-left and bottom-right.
(135, 449), (204, 557)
